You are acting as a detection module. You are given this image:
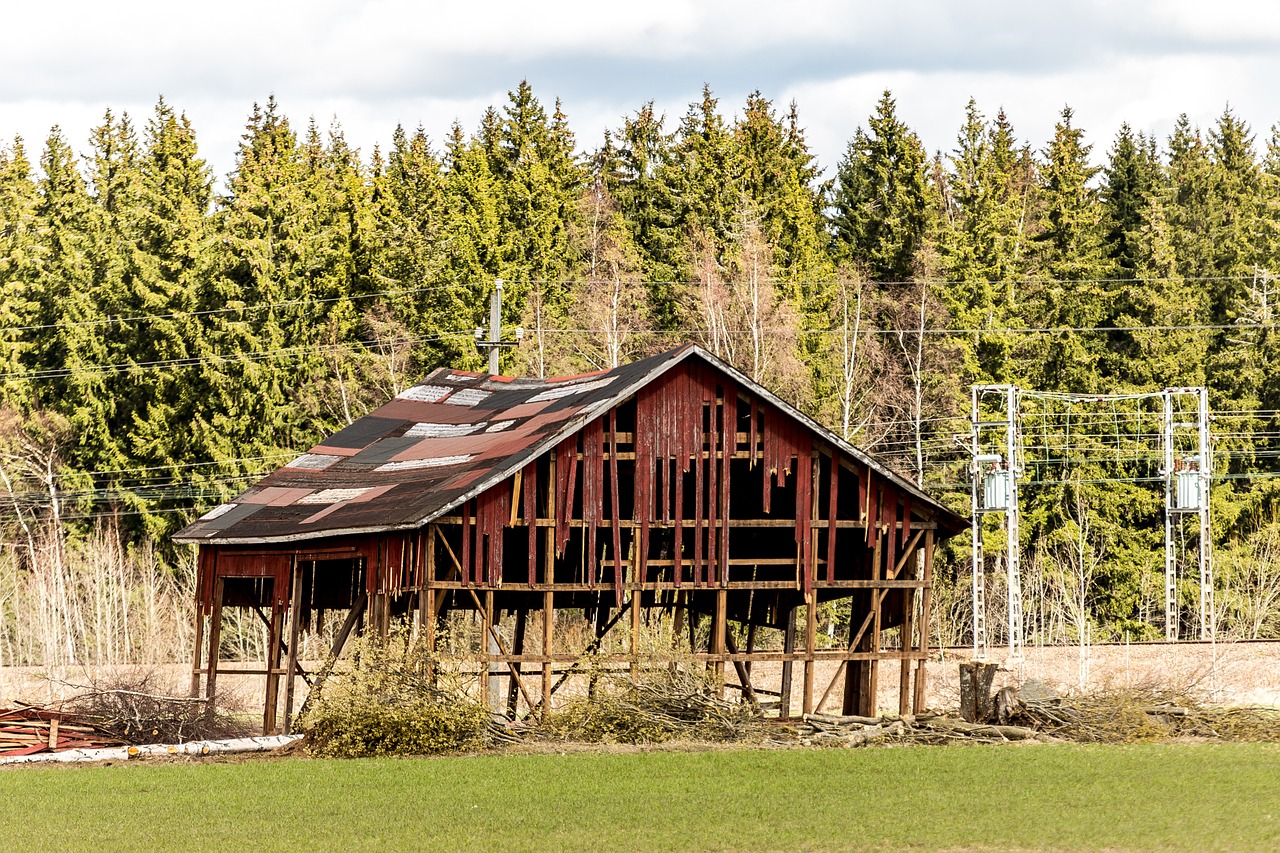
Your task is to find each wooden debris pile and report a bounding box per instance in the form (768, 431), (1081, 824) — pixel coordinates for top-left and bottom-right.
(1007, 689), (1280, 744)
(0, 705), (124, 758)
(540, 666), (761, 744)
(61, 682), (240, 745)
(794, 712), (1056, 747)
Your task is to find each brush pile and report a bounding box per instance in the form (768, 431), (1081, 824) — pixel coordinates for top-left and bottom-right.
(1006, 687), (1280, 744)
(542, 666), (760, 744)
(794, 711), (1055, 746)
(59, 679), (245, 745)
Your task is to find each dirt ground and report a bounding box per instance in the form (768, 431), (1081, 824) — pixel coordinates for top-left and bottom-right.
(3, 640), (1278, 717)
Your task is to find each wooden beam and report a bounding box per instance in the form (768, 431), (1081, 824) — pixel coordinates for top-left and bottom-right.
(542, 589), (554, 722)
(914, 529), (935, 715)
(188, 604), (205, 699)
(421, 578), (930, 594)
(780, 604), (796, 718)
(203, 576), (225, 703)
(712, 588), (728, 684)
(866, 506), (884, 717)
(433, 515), (936, 531)
(262, 600), (284, 734)
(282, 558), (304, 735)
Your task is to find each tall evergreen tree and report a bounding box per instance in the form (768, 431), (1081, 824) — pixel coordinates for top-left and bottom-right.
(492, 83), (586, 376)
(124, 100), (220, 526)
(0, 137), (41, 408)
(937, 100), (1032, 383)
(602, 103), (682, 325)
(1021, 107), (1107, 392)
(28, 126), (125, 480)
(830, 90), (930, 283)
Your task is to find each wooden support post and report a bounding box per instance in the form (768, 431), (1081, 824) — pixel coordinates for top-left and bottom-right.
(802, 456), (820, 715)
(506, 609), (527, 717)
(263, 600), (284, 734)
(779, 604), (796, 718)
(283, 559), (304, 735)
(542, 590), (554, 721)
(712, 587), (728, 685)
(802, 592), (817, 715)
(899, 548), (916, 716)
(866, 517), (884, 716)
(423, 588), (437, 665)
(204, 577), (225, 703)
(542, 451), (557, 719)
(630, 584), (642, 676)
(672, 591), (686, 655)
(189, 606), (205, 698)
(483, 590), (496, 710)
(913, 529), (935, 714)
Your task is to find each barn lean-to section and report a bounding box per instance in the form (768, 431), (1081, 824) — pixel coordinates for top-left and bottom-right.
(174, 345), (966, 733)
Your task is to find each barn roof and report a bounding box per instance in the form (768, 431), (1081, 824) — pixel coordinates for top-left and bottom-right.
(174, 344), (965, 545)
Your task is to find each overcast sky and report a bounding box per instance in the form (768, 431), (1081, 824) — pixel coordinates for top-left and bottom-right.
(5, 1), (1280, 184)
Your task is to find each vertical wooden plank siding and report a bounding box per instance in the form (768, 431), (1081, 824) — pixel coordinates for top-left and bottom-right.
(826, 452), (840, 583)
(524, 462), (537, 586)
(914, 528), (936, 714)
(609, 410), (624, 600)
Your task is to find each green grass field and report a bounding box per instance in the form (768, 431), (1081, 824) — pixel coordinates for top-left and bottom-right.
(3, 743), (1279, 851)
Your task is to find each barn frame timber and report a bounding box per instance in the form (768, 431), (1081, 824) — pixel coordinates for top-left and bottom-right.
(176, 346), (965, 734)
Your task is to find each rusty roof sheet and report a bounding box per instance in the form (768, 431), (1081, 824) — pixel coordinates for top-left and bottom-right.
(174, 344), (965, 545)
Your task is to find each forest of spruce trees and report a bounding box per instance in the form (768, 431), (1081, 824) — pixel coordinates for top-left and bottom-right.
(4, 80), (1280, 663)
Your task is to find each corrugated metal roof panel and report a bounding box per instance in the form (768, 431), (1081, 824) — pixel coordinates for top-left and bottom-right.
(174, 344), (966, 545)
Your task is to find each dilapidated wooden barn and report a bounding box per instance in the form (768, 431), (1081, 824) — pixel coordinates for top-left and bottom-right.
(174, 344), (965, 733)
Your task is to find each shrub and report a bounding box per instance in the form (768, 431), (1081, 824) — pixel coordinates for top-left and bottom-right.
(298, 630), (491, 758)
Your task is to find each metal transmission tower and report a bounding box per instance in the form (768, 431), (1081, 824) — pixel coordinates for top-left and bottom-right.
(970, 384), (1215, 659)
(970, 385), (1022, 662)
(1161, 388), (1214, 640)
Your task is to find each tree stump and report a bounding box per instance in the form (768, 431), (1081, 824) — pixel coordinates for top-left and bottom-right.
(959, 661), (999, 722)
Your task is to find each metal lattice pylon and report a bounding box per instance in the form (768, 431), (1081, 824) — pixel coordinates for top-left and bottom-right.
(971, 384), (1214, 659)
(970, 385), (1022, 661)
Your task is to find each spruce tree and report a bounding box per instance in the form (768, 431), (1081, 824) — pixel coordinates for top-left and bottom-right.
(375, 123), (479, 371)
(604, 102), (682, 326)
(664, 86), (742, 263)
(202, 98), (310, 466)
(126, 100), (220, 527)
(830, 90), (930, 284)
(0, 137), (41, 408)
(937, 100), (1031, 383)
(1022, 107), (1107, 392)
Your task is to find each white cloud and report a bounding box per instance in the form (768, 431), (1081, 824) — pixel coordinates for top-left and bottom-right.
(5, 0), (1280, 178)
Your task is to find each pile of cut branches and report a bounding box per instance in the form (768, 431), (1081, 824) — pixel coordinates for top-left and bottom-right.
(794, 712), (1055, 747)
(1007, 688), (1280, 744)
(59, 675), (246, 745)
(541, 665), (761, 744)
